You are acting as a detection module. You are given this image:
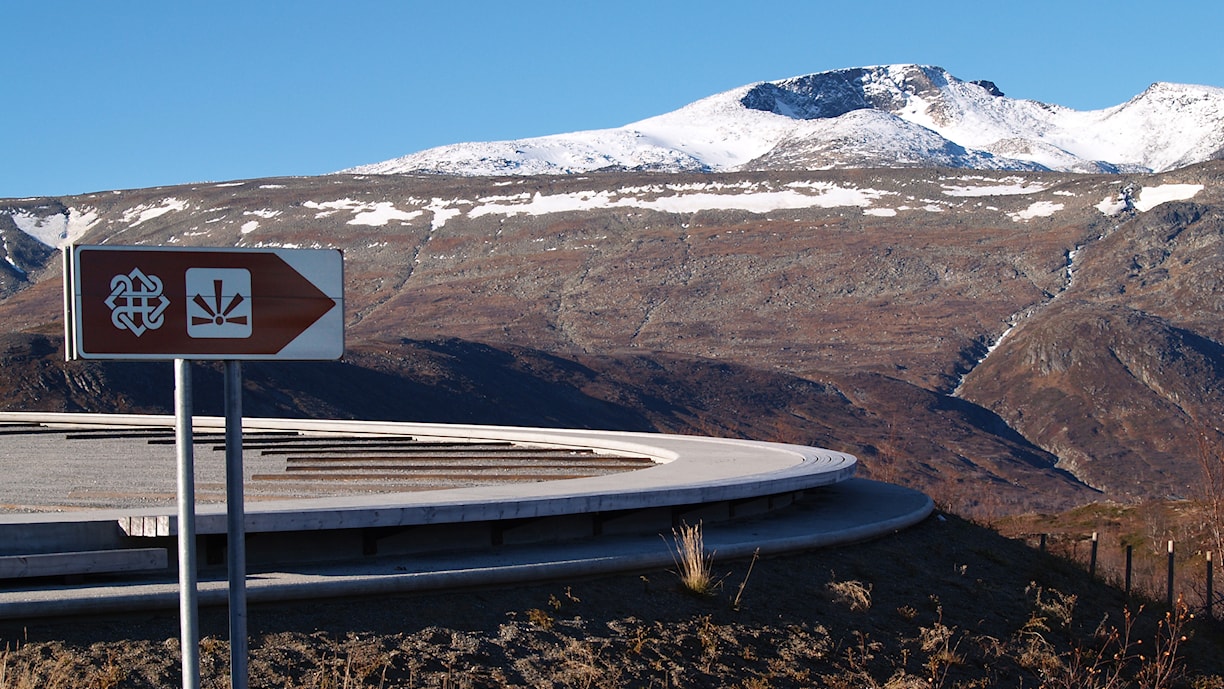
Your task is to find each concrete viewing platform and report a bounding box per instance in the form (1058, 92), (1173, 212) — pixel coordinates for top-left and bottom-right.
(0, 412), (933, 619)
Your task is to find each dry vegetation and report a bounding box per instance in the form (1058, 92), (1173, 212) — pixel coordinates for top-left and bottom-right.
(3, 513), (1223, 688)
(994, 432), (1224, 610)
(3, 425), (1223, 688)
(667, 522), (719, 598)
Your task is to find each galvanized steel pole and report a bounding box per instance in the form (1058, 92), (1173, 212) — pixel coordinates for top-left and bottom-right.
(225, 360), (248, 689)
(174, 359), (200, 689)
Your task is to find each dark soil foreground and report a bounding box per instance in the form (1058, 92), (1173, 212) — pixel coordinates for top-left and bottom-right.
(2, 514), (1223, 688)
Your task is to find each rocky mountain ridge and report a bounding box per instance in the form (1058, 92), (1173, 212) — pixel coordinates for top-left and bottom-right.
(346, 65), (1224, 177)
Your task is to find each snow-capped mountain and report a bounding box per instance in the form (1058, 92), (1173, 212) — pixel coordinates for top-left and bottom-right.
(345, 64), (1224, 177)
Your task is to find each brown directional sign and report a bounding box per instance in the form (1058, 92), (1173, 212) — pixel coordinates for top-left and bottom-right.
(65, 246), (344, 360)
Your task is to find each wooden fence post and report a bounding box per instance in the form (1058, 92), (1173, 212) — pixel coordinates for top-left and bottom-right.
(1089, 531), (1098, 577)
(1167, 540), (1175, 609)
(1208, 551), (1214, 620)
(1125, 545), (1133, 596)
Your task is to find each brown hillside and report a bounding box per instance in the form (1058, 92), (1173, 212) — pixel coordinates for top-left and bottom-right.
(1, 163), (1222, 512)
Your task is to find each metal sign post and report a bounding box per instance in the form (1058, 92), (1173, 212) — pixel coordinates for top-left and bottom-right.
(63, 245), (344, 689)
(174, 359), (201, 689)
(224, 360), (247, 688)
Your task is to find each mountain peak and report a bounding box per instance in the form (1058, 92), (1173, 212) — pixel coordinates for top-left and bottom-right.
(738, 64), (1005, 121)
(742, 65), (930, 119)
(343, 65), (1224, 177)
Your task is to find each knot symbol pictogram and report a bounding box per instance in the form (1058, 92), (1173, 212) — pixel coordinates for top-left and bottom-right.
(105, 268), (170, 337)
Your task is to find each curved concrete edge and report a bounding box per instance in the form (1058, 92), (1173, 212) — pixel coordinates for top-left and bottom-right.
(0, 412), (858, 537)
(0, 479), (933, 620)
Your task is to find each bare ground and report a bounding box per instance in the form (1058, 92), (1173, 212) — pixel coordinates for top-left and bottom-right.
(2, 513), (1223, 688)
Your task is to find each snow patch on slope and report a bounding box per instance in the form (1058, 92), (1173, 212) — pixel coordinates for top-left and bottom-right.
(467, 182), (893, 219)
(940, 178), (1048, 197)
(303, 199), (423, 226)
(1094, 183), (1204, 216)
(1, 236), (25, 275)
(10, 207), (100, 247)
(1132, 183), (1204, 212)
(1010, 201), (1065, 221)
(123, 198), (188, 227)
(298, 174), (1106, 233)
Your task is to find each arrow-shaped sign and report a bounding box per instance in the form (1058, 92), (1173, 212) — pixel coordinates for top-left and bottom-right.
(66, 246), (344, 360)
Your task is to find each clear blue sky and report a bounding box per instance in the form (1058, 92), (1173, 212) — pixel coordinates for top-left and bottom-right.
(3, 0), (1221, 199)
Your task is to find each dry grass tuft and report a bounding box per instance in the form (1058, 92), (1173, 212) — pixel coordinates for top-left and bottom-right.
(0, 643), (125, 689)
(826, 577), (872, 611)
(667, 521), (719, 596)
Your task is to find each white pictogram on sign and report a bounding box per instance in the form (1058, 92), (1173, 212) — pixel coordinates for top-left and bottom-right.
(186, 268), (252, 339)
(105, 268), (170, 337)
